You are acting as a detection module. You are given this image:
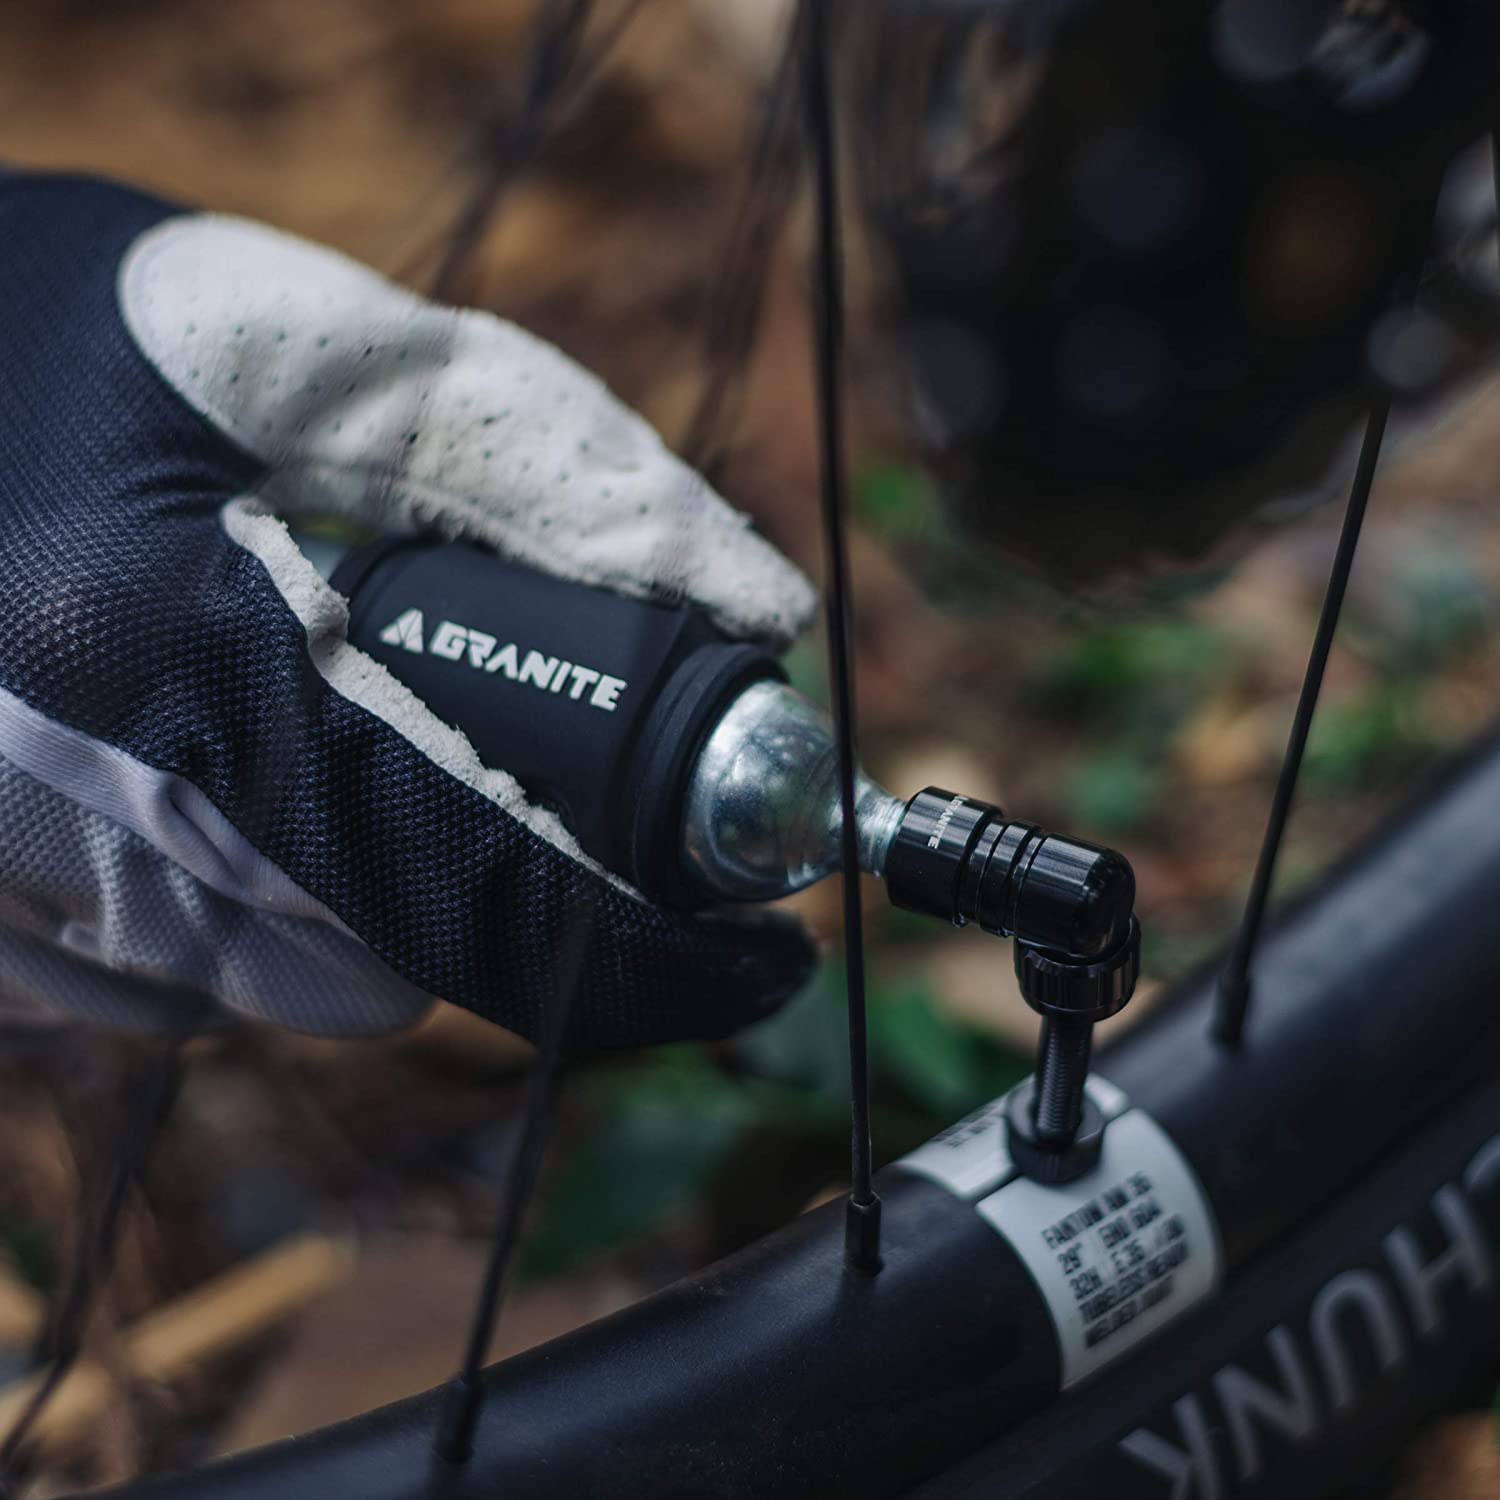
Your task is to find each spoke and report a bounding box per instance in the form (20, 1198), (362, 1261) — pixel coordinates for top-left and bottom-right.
(0, 1042), (181, 1493)
(802, 0), (881, 1275)
(682, 5), (807, 478)
(1214, 402), (1390, 1048)
(426, 0), (651, 301)
(435, 908), (589, 1465)
(433, 909), (594, 1467)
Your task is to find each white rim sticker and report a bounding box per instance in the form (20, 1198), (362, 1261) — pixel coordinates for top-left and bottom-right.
(895, 1074), (1129, 1201)
(977, 1107), (1223, 1388)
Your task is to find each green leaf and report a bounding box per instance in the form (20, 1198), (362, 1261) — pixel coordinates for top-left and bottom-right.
(874, 902), (943, 948)
(1063, 749), (1162, 834)
(0, 1216), (54, 1293)
(1026, 619), (1231, 748)
(868, 980), (1028, 1119)
(781, 636), (831, 708)
(520, 1050), (755, 1280)
(519, 972), (1034, 1282)
(854, 464), (942, 545)
(736, 971), (852, 1114)
(1302, 683), (1430, 794)
(1388, 540), (1490, 671)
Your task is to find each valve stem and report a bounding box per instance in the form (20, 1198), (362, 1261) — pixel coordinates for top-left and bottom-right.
(1004, 923), (1141, 1184)
(1032, 1015), (1094, 1145)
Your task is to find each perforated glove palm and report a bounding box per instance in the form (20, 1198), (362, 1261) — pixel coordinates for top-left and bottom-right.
(0, 172), (817, 1044)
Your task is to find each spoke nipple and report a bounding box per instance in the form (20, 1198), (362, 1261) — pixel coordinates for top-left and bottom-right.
(435, 1374), (481, 1465)
(844, 1192), (883, 1276)
(1213, 969), (1252, 1049)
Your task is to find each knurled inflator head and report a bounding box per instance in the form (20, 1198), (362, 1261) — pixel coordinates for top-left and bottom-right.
(883, 789), (1136, 957)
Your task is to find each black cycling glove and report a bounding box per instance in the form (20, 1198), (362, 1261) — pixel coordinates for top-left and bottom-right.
(0, 172), (818, 1046)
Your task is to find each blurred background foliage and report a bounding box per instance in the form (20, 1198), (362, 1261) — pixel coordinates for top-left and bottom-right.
(2, 0), (1500, 1490)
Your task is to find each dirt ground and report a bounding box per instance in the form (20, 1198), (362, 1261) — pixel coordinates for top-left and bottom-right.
(1, 0), (1498, 1492)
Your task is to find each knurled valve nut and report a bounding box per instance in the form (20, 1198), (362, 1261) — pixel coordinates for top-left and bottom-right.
(1005, 1084), (1106, 1185)
(1013, 917), (1142, 1023)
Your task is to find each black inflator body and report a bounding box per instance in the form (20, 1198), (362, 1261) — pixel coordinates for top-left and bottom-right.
(333, 538), (780, 897)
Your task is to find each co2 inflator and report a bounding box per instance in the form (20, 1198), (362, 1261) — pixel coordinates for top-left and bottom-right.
(306, 530), (1141, 1179)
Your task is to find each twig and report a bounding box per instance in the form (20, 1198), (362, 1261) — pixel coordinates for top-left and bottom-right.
(0, 1234), (354, 1463)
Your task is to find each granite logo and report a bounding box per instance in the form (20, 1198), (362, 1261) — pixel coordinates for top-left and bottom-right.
(1117, 1134), (1500, 1498)
(377, 609), (628, 711)
(926, 794), (968, 851)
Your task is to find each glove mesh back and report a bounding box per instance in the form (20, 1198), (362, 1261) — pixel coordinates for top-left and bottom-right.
(0, 176), (813, 1047)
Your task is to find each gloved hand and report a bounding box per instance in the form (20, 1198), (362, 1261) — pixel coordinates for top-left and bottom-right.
(0, 171), (818, 1046)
